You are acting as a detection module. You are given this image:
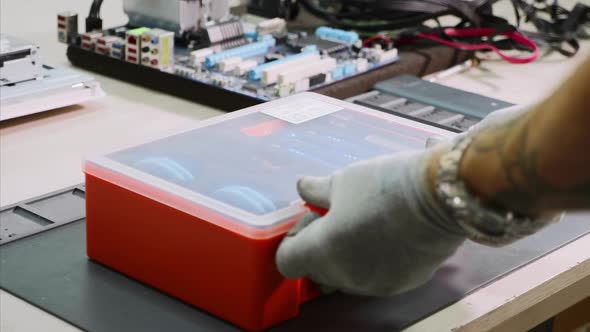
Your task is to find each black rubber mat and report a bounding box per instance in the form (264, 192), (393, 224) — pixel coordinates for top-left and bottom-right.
(1, 187), (589, 331)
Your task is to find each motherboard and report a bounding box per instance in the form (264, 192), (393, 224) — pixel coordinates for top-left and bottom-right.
(60, 5), (400, 110)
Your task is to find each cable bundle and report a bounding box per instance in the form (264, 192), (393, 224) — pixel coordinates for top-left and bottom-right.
(509, 0), (589, 57)
(300, 0), (589, 61)
(299, 0), (491, 31)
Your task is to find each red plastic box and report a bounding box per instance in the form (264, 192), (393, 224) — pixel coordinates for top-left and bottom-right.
(84, 93), (451, 331)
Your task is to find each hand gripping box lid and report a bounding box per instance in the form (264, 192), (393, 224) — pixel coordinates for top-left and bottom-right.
(83, 93), (453, 331)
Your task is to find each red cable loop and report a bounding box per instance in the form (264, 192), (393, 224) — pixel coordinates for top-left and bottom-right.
(417, 28), (539, 64)
(363, 35), (392, 48)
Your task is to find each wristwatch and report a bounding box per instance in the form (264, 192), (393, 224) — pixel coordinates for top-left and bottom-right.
(434, 135), (561, 246)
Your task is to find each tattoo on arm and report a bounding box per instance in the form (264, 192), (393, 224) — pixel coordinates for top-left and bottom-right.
(466, 113), (590, 215)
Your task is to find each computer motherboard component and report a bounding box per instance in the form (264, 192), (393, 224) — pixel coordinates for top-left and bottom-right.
(61, 3), (401, 110)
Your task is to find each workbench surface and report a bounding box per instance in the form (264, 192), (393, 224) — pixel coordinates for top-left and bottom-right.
(1, 1), (589, 331)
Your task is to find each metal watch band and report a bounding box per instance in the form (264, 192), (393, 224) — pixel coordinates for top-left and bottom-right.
(435, 135), (561, 246)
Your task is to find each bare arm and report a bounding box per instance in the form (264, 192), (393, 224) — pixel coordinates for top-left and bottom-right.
(429, 55), (590, 216)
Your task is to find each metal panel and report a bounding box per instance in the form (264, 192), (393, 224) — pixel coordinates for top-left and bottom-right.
(0, 185), (85, 245)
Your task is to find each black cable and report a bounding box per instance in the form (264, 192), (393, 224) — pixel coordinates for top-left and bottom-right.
(298, 0), (448, 32)
(298, 0), (487, 32)
(89, 0), (104, 18)
(86, 0), (104, 32)
(509, 0), (589, 56)
(511, 0), (521, 27)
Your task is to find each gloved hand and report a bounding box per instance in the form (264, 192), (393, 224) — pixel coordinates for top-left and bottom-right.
(275, 150), (466, 296)
(276, 104), (535, 296)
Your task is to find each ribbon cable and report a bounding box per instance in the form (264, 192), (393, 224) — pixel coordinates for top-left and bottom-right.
(417, 27), (540, 64)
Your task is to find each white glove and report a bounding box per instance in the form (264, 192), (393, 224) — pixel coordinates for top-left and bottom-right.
(276, 104), (534, 296)
(276, 150), (466, 296)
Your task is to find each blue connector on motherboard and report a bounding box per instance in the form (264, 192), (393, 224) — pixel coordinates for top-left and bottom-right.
(331, 65), (345, 80)
(247, 46), (319, 81)
(204, 35), (276, 68)
(315, 26), (359, 44)
(343, 62), (356, 76)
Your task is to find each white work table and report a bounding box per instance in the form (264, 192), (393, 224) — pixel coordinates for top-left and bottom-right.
(1, 1), (589, 331)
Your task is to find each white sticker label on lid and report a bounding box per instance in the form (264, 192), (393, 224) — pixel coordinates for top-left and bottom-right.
(262, 99), (343, 124)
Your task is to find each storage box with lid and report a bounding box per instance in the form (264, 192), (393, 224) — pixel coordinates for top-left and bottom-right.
(84, 93), (452, 331)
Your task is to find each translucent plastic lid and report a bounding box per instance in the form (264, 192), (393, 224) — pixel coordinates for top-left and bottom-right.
(85, 93), (453, 239)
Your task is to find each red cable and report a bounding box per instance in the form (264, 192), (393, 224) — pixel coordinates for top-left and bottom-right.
(416, 28), (539, 64)
(363, 35), (392, 48)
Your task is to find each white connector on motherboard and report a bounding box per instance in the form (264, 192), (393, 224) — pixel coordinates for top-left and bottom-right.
(257, 18), (286, 35)
(262, 53), (320, 85)
(175, 65), (197, 78)
(218, 56), (242, 72)
(140, 28), (175, 70)
(376, 48), (398, 64)
(278, 57), (337, 85)
(235, 59), (258, 76)
(293, 78), (310, 93)
(190, 48), (214, 66)
(356, 58), (369, 72)
(125, 27), (150, 64)
(81, 31), (103, 51)
(95, 36), (120, 55)
(57, 12), (78, 44)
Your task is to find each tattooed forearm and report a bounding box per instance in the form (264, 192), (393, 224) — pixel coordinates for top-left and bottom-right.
(464, 113), (590, 215)
(457, 56), (590, 215)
